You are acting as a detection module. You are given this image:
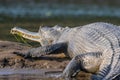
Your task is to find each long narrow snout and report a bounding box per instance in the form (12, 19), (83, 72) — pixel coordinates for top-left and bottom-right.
(10, 26), (53, 46)
(10, 27), (41, 43)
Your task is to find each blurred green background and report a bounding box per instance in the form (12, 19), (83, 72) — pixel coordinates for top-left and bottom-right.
(0, 0), (120, 42)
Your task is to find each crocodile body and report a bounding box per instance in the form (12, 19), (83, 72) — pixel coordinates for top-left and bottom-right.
(11, 22), (120, 80)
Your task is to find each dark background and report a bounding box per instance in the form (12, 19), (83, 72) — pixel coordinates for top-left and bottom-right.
(0, 0), (120, 42)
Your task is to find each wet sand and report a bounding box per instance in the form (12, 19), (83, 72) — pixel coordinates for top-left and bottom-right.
(0, 40), (91, 80)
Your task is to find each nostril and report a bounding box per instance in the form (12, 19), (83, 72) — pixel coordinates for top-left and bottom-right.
(10, 30), (13, 33)
(10, 30), (15, 34)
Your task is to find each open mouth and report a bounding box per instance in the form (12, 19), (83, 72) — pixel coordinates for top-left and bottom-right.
(11, 27), (40, 39)
(10, 27), (52, 46)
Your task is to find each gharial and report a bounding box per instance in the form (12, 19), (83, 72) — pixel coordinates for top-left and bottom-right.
(10, 22), (120, 80)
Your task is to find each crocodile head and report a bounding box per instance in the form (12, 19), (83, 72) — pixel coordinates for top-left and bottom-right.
(38, 25), (65, 45)
(10, 25), (65, 46)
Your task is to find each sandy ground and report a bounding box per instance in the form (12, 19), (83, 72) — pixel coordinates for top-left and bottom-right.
(0, 40), (91, 80)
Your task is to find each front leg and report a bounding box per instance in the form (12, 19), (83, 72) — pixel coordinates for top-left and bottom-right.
(14, 42), (67, 58)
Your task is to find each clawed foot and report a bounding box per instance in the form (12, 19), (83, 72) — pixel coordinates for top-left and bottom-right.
(64, 77), (76, 80)
(60, 73), (76, 80)
(13, 51), (31, 58)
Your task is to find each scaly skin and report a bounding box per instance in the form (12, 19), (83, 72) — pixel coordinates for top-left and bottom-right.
(11, 22), (120, 80)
